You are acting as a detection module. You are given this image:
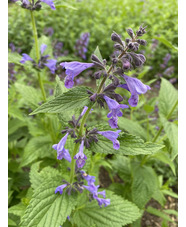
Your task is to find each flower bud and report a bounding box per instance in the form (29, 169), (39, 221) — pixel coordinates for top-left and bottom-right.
(128, 42), (139, 51)
(136, 39), (147, 46)
(114, 94), (123, 102)
(126, 28), (134, 38)
(125, 38), (131, 44)
(136, 25), (147, 37)
(111, 32), (124, 46)
(114, 43), (124, 51)
(123, 60), (131, 71)
(93, 71), (102, 79)
(90, 93), (97, 102)
(91, 54), (102, 64)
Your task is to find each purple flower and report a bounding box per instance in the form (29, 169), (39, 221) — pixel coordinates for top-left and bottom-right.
(118, 74), (151, 107)
(40, 44), (47, 55)
(44, 59), (57, 74)
(52, 133), (71, 162)
(74, 140), (87, 168)
(60, 62), (94, 88)
(80, 171), (96, 185)
(83, 183), (100, 194)
(104, 95), (129, 128)
(97, 130), (121, 150)
(80, 106), (88, 117)
(40, 0), (56, 10)
(55, 184), (68, 194)
(94, 196), (110, 208)
(20, 54), (33, 64)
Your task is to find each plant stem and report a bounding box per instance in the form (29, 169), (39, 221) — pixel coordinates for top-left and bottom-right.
(30, 11), (46, 102)
(152, 99), (178, 142)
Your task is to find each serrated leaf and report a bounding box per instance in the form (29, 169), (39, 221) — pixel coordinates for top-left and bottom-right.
(8, 52), (22, 65)
(54, 75), (68, 97)
(153, 36), (178, 52)
(31, 86), (92, 115)
(20, 177), (77, 227)
(30, 162), (61, 190)
(20, 135), (53, 167)
(146, 206), (174, 223)
(158, 78), (178, 118)
(90, 133), (164, 156)
(132, 165), (158, 208)
(118, 118), (147, 140)
(73, 191), (141, 227)
(15, 83), (42, 109)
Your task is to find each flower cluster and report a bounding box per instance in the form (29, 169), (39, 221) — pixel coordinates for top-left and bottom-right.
(15, 0), (56, 11)
(20, 44), (57, 74)
(74, 33), (90, 60)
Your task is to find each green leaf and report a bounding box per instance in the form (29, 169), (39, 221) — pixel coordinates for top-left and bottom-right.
(146, 206), (174, 223)
(15, 83), (42, 109)
(138, 66), (151, 79)
(118, 118), (147, 140)
(20, 135), (53, 167)
(8, 52), (22, 65)
(54, 75), (68, 97)
(73, 191), (141, 227)
(163, 209), (178, 217)
(158, 78), (178, 118)
(90, 132), (164, 156)
(8, 118), (26, 135)
(30, 86), (92, 115)
(94, 46), (103, 62)
(161, 190), (178, 199)
(30, 162), (61, 190)
(109, 155), (131, 181)
(20, 177), (77, 227)
(8, 203), (27, 217)
(132, 164), (158, 208)
(153, 36), (178, 52)
(160, 116), (178, 160)
(151, 151), (176, 174)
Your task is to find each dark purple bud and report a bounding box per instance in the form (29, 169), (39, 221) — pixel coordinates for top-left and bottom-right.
(114, 94), (123, 102)
(126, 28), (134, 38)
(93, 71), (102, 79)
(90, 93), (97, 102)
(112, 58), (118, 65)
(136, 25), (147, 37)
(91, 54), (103, 64)
(136, 39), (147, 46)
(87, 90), (93, 95)
(111, 32), (123, 46)
(128, 42), (139, 51)
(125, 38), (131, 44)
(114, 43), (124, 51)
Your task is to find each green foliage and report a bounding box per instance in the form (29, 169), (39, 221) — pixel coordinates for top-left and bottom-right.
(31, 86), (92, 114)
(118, 118), (147, 140)
(158, 78), (178, 118)
(90, 132), (164, 156)
(131, 164), (159, 208)
(20, 177), (77, 227)
(73, 191), (141, 227)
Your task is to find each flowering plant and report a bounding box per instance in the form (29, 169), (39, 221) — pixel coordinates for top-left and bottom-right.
(8, 1), (178, 226)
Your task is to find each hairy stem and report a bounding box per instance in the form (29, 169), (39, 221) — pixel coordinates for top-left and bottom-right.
(30, 11), (46, 101)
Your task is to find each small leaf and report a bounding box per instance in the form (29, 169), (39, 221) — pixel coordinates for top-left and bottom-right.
(8, 52), (22, 65)
(94, 46), (103, 62)
(30, 86), (92, 115)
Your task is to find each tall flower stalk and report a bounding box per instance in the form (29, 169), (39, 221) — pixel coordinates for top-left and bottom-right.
(30, 11), (47, 101)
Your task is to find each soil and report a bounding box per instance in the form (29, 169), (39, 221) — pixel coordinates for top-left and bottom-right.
(99, 166), (178, 227)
